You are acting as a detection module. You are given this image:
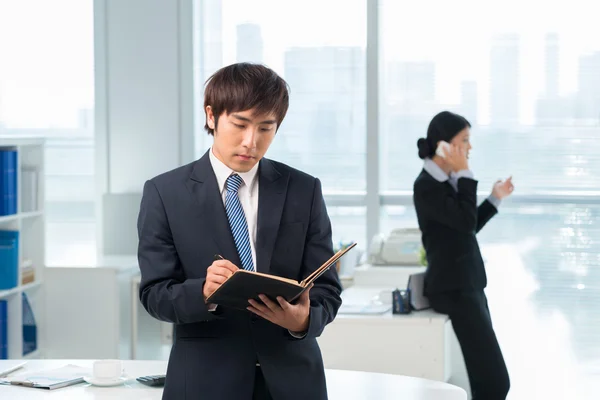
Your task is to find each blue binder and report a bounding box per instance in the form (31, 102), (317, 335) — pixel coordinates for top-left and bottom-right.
(0, 230), (19, 290)
(0, 151), (17, 216)
(22, 293), (37, 356)
(0, 300), (7, 359)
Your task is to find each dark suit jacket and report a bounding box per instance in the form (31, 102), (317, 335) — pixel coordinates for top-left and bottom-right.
(137, 151), (342, 400)
(413, 169), (497, 294)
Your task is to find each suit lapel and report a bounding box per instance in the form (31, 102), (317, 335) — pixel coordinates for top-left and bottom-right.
(186, 151), (241, 267)
(256, 158), (288, 274)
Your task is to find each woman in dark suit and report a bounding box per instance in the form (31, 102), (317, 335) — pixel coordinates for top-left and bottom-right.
(413, 111), (514, 400)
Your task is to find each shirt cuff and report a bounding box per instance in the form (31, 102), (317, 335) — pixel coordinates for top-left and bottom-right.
(452, 169), (474, 180)
(208, 303), (218, 312)
(487, 194), (501, 209)
(288, 330), (307, 339)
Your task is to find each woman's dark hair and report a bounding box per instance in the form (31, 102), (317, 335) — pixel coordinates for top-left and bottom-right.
(417, 111), (471, 159)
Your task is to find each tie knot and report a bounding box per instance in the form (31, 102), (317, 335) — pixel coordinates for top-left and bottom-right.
(226, 173), (243, 193)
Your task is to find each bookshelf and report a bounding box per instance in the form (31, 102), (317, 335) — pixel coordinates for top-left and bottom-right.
(0, 136), (45, 360)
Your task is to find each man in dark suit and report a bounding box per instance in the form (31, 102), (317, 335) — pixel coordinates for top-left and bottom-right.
(137, 63), (342, 399)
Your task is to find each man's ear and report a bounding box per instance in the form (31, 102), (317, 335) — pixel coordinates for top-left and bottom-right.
(206, 106), (215, 130)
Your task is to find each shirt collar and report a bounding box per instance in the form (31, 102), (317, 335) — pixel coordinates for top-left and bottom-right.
(423, 158), (450, 182)
(209, 147), (259, 195)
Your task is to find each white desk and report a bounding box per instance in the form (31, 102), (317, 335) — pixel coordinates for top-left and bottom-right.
(0, 359), (467, 399)
(352, 263), (426, 287)
(318, 287), (468, 391)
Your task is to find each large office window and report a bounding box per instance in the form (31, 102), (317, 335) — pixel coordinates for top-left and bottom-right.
(193, 0), (367, 245)
(380, 0), (600, 193)
(380, 0), (600, 396)
(0, 0), (95, 264)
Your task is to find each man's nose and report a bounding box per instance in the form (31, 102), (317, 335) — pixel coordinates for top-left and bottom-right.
(241, 128), (257, 148)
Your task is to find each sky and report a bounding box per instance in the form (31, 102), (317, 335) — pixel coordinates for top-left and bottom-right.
(0, 0), (598, 127)
(220, 0), (600, 125)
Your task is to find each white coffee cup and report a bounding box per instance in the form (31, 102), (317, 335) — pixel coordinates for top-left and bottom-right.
(93, 360), (123, 380)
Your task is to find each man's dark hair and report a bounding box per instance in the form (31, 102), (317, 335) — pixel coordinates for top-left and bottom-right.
(203, 63), (290, 135)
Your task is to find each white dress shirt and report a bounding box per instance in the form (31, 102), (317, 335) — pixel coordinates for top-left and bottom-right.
(209, 147), (259, 270)
(207, 148), (307, 339)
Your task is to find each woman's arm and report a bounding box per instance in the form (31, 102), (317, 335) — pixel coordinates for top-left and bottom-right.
(476, 198), (498, 233)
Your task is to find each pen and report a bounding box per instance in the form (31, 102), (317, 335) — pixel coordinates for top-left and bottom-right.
(214, 254), (225, 261)
(0, 361), (27, 378)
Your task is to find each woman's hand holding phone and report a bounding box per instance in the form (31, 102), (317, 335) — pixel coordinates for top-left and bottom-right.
(437, 141), (468, 172)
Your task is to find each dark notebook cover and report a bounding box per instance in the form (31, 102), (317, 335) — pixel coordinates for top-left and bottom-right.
(206, 242), (357, 310)
(206, 271), (305, 310)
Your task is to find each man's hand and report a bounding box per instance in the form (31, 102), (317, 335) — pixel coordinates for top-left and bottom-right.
(203, 260), (238, 302)
(247, 284), (313, 333)
(492, 176), (514, 200)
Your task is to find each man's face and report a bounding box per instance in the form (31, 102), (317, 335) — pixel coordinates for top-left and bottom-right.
(206, 107), (278, 173)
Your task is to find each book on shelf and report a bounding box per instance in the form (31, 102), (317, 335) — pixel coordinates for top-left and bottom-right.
(21, 269), (35, 285)
(0, 231), (19, 290)
(21, 167), (38, 213)
(206, 242), (357, 310)
(0, 300), (7, 359)
(0, 150), (17, 216)
(22, 292), (37, 356)
(21, 259), (35, 285)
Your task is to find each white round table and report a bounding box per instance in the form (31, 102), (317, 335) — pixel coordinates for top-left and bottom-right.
(0, 360), (467, 399)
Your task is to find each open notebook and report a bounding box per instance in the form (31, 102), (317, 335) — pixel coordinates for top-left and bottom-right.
(206, 242), (357, 310)
(0, 364), (89, 390)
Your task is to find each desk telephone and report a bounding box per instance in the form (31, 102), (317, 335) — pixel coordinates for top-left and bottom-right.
(367, 228), (422, 265)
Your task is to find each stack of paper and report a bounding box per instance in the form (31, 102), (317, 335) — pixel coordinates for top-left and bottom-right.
(0, 364), (90, 390)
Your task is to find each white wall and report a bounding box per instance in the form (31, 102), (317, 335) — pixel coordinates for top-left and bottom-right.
(94, 0), (196, 254)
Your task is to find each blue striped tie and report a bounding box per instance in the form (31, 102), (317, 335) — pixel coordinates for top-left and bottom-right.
(224, 174), (254, 271)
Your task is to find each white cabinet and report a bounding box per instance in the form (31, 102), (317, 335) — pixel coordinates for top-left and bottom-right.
(44, 256), (165, 360)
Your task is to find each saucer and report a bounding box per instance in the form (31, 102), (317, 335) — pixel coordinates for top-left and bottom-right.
(83, 375), (132, 387)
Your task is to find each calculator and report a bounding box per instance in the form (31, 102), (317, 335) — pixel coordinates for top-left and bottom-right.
(136, 375), (166, 387)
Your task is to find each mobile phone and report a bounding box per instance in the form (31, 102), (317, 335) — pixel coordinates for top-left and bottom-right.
(436, 141), (451, 158)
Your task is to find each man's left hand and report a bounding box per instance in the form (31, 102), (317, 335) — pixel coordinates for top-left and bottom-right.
(247, 284), (312, 334)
